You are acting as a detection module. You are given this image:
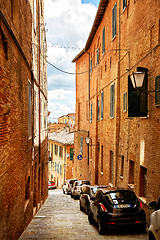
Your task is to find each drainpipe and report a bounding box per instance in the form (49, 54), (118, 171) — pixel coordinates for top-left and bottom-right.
(38, 1), (41, 164)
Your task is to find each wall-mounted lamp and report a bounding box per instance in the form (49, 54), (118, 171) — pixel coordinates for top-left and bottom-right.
(130, 71), (146, 89)
(85, 136), (91, 145)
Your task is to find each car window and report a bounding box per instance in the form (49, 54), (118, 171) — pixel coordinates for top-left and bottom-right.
(105, 191), (136, 206)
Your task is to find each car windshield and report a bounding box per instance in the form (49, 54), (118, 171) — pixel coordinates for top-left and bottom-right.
(78, 181), (90, 186)
(105, 190), (136, 206)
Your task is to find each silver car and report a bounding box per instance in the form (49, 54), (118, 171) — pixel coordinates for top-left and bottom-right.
(148, 198), (160, 240)
(63, 179), (77, 195)
(71, 180), (91, 199)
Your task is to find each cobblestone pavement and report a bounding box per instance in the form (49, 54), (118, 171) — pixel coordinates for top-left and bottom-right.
(19, 189), (148, 240)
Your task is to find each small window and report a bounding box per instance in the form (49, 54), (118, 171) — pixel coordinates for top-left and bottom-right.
(101, 91), (104, 120)
(102, 27), (105, 54)
(155, 75), (160, 105)
(80, 137), (83, 155)
(97, 48), (99, 65)
(70, 148), (73, 160)
(112, 3), (117, 39)
(120, 156), (124, 177)
(90, 58), (92, 73)
(123, 0), (127, 10)
(90, 103), (93, 123)
(129, 160), (134, 184)
(97, 99), (100, 121)
(123, 92), (127, 112)
(110, 83), (115, 118)
(28, 80), (32, 138)
(139, 166), (147, 198)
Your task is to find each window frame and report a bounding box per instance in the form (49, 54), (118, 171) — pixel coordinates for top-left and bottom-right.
(110, 83), (115, 118)
(102, 27), (105, 54)
(155, 75), (160, 105)
(101, 91), (104, 120)
(112, 3), (117, 39)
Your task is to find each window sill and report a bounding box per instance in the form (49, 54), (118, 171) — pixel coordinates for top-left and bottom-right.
(120, 175), (123, 179)
(109, 183), (113, 187)
(100, 172), (103, 175)
(140, 115), (149, 119)
(139, 197), (147, 205)
(127, 183), (134, 190)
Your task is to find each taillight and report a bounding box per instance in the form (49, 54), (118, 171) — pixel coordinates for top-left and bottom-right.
(107, 222), (115, 225)
(100, 203), (107, 212)
(140, 202), (143, 208)
(75, 186), (77, 190)
(68, 184), (70, 188)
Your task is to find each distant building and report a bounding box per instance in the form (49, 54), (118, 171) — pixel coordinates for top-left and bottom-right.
(58, 113), (75, 129)
(0, 0), (48, 239)
(48, 129), (74, 188)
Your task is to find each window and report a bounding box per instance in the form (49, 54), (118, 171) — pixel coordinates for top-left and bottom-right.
(55, 145), (58, 155)
(123, 92), (127, 112)
(102, 27), (105, 54)
(55, 162), (56, 171)
(155, 75), (160, 105)
(90, 103), (93, 123)
(120, 155), (124, 177)
(101, 145), (103, 172)
(34, 0), (36, 30)
(112, 3), (117, 39)
(28, 80), (32, 138)
(128, 67), (148, 117)
(80, 137), (83, 155)
(139, 166), (147, 198)
(90, 58), (92, 73)
(123, 0), (127, 10)
(129, 160), (134, 184)
(110, 151), (114, 184)
(101, 91), (104, 120)
(59, 146), (63, 158)
(110, 83), (115, 118)
(60, 165), (62, 175)
(70, 148), (73, 160)
(97, 48), (99, 65)
(97, 99), (100, 121)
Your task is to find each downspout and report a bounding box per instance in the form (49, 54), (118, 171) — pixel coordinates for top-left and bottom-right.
(38, 1), (41, 164)
(115, 0), (121, 186)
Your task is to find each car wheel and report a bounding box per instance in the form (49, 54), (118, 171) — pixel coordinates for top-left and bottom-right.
(80, 201), (83, 211)
(97, 216), (105, 235)
(66, 189), (69, 195)
(85, 204), (89, 214)
(149, 232), (156, 240)
(88, 210), (94, 224)
(71, 193), (73, 198)
(63, 189), (65, 194)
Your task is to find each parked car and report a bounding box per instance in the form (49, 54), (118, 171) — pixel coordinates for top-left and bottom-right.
(48, 181), (56, 190)
(147, 198), (160, 240)
(80, 185), (109, 214)
(88, 187), (146, 234)
(62, 179), (77, 195)
(71, 180), (91, 199)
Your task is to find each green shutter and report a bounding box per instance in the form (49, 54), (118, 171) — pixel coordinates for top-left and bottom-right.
(90, 103), (92, 122)
(70, 148), (73, 160)
(101, 91), (104, 119)
(102, 27), (105, 54)
(110, 84), (115, 118)
(155, 75), (160, 105)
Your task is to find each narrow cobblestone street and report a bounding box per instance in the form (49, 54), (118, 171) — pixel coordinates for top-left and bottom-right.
(19, 189), (148, 240)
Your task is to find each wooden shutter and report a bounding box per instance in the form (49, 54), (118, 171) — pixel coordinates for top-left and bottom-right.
(101, 91), (104, 119)
(102, 27), (105, 54)
(155, 75), (160, 105)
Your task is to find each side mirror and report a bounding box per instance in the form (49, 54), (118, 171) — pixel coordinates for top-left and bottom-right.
(147, 201), (157, 210)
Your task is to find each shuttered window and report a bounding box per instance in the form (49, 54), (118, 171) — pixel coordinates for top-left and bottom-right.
(101, 91), (104, 119)
(123, 92), (127, 112)
(28, 80), (32, 138)
(90, 103), (93, 123)
(102, 27), (105, 54)
(155, 75), (160, 105)
(97, 48), (99, 65)
(70, 148), (73, 160)
(112, 3), (117, 39)
(97, 99), (100, 121)
(110, 83), (115, 118)
(123, 0), (127, 10)
(90, 58), (92, 73)
(80, 137), (83, 155)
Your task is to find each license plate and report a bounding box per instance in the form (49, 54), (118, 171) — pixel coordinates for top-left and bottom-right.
(115, 204), (131, 208)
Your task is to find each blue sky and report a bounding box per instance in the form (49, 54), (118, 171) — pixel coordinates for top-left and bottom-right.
(44, 0), (99, 122)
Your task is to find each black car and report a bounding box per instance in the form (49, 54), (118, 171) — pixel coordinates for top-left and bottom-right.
(80, 185), (109, 214)
(88, 187), (146, 234)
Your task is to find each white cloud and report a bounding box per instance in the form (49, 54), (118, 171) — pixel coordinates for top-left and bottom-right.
(44, 0), (97, 120)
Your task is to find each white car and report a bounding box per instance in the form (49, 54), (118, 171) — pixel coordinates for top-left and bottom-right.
(148, 199), (160, 240)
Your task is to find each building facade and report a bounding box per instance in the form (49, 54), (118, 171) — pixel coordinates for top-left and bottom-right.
(73, 0), (160, 221)
(48, 129), (74, 188)
(0, 0), (48, 239)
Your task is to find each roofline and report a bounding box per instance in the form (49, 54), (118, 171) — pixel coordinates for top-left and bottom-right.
(72, 48), (85, 63)
(85, 0), (109, 51)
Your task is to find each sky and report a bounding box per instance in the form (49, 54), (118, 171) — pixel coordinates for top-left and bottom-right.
(44, 0), (100, 122)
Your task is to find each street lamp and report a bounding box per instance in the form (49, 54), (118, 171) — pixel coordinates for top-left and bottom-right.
(85, 136), (91, 145)
(130, 71), (146, 89)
